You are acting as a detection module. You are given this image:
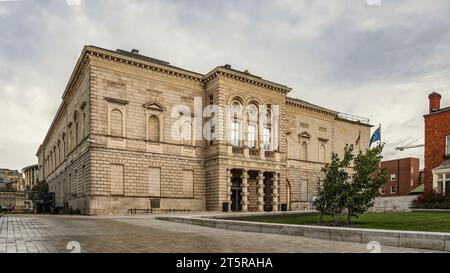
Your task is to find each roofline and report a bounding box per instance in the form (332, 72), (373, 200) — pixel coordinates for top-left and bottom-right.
(206, 66), (292, 94)
(423, 106), (450, 117)
(286, 97), (337, 116)
(21, 164), (38, 173)
(381, 157), (420, 163)
(334, 117), (374, 127)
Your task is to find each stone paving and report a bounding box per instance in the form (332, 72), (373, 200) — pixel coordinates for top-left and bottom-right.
(0, 214), (439, 253)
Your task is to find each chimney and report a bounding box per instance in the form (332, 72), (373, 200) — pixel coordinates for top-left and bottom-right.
(429, 92), (442, 113)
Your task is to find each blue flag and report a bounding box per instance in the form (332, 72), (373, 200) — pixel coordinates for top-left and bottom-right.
(370, 126), (381, 147)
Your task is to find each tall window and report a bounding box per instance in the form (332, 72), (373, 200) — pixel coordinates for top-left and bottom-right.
(248, 124), (256, 149)
(75, 122), (79, 146)
(263, 107), (272, 151)
(301, 142), (308, 161)
(62, 133), (66, 159)
(230, 118), (240, 147)
(247, 104), (258, 149)
(148, 115), (160, 142)
(319, 144), (326, 163)
(447, 135), (450, 156)
(110, 109), (123, 137)
(182, 120), (192, 145)
(230, 101), (242, 147)
(263, 127), (271, 151)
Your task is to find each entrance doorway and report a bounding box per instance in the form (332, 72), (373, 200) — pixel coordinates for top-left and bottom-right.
(231, 179), (242, 212)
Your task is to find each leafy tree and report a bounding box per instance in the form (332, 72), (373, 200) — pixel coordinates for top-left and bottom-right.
(314, 145), (354, 224)
(345, 144), (387, 222)
(314, 144), (387, 224)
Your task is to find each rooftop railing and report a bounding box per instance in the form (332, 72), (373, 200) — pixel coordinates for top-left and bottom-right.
(337, 112), (370, 125)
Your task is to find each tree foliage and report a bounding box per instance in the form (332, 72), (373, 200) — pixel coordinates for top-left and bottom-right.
(314, 144), (387, 223)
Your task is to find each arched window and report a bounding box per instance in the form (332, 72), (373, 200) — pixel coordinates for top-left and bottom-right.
(263, 106), (272, 151)
(247, 104), (258, 149)
(57, 141), (61, 165)
(83, 112), (86, 138)
(110, 109), (123, 137)
(319, 144), (326, 163)
(50, 151), (53, 171)
(301, 142), (308, 161)
(62, 133), (66, 159)
(53, 146), (57, 168)
(75, 121), (79, 146)
(182, 120), (192, 145)
(148, 115), (160, 142)
(229, 100), (243, 147)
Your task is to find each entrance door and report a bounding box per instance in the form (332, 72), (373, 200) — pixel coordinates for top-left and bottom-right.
(231, 187), (242, 212)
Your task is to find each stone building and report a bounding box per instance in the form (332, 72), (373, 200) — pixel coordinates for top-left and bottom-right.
(37, 45), (371, 215)
(22, 164), (39, 190)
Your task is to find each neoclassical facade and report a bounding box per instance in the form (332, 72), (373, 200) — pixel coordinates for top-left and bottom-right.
(37, 46), (371, 215)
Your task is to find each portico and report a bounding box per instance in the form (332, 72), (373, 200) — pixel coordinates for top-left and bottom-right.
(226, 168), (280, 212)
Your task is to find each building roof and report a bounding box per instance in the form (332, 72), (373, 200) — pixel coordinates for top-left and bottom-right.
(410, 184), (424, 195)
(433, 160), (450, 171)
(424, 106), (450, 117)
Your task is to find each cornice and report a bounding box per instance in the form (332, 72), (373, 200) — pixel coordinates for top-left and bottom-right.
(205, 67), (292, 94)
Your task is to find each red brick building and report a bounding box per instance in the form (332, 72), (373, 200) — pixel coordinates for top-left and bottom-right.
(424, 92), (450, 193)
(380, 158), (420, 196)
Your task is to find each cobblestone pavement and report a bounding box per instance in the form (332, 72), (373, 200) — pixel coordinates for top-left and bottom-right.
(0, 214), (439, 253)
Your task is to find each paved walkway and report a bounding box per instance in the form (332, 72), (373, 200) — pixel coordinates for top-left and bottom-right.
(0, 214), (437, 253)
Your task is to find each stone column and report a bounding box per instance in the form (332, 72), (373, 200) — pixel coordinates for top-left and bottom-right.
(257, 171), (265, 212)
(241, 170), (249, 212)
(226, 169), (232, 212)
(272, 173), (280, 212)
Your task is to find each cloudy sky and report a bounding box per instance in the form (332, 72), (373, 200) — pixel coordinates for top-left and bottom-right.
(1, 0), (449, 171)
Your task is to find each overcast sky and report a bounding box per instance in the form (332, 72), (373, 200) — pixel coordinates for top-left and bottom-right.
(1, 0), (449, 171)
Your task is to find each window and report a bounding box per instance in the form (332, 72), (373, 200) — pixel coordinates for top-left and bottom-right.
(148, 115), (160, 142)
(148, 167), (161, 196)
(263, 127), (271, 151)
(248, 124), (256, 149)
(447, 135), (450, 156)
(319, 144), (326, 163)
(230, 119), (241, 147)
(380, 187), (385, 195)
(301, 142), (308, 161)
(110, 164), (124, 195)
(182, 120), (192, 145)
(182, 170), (194, 198)
(391, 186), (396, 194)
(390, 174), (396, 182)
(110, 109), (123, 137)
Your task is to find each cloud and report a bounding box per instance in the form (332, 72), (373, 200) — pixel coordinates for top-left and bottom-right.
(0, 0), (449, 170)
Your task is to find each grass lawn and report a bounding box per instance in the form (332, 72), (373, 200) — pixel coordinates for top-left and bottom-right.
(229, 212), (450, 233)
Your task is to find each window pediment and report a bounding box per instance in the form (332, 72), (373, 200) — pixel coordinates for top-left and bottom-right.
(299, 131), (311, 139)
(105, 97), (129, 105)
(143, 102), (166, 112)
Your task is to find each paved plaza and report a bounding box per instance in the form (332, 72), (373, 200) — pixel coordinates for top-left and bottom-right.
(0, 214), (438, 253)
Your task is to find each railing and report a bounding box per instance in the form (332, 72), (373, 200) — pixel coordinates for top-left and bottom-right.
(128, 208), (191, 215)
(232, 147), (243, 154)
(265, 151), (275, 158)
(249, 148), (259, 156)
(337, 112), (370, 125)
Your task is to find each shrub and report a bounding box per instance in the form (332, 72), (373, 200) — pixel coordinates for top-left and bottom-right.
(412, 192), (450, 209)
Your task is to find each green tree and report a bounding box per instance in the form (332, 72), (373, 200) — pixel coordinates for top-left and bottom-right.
(29, 181), (54, 213)
(314, 145), (354, 224)
(345, 144), (387, 222)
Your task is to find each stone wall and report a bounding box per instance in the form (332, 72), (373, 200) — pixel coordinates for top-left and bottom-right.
(370, 195), (417, 212)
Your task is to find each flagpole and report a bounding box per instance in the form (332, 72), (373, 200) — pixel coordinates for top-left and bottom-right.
(379, 123), (381, 146)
